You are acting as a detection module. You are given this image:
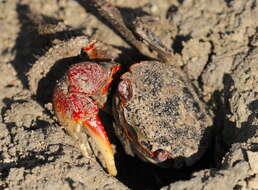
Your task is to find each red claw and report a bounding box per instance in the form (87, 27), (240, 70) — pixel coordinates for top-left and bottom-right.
(67, 62), (110, 95)
(53, 61), (120, 176)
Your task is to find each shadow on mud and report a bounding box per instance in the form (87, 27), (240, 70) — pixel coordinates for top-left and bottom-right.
(10, 4), (84, 89)
(222, 74), (258, 146)
(0, 144), (65, 181)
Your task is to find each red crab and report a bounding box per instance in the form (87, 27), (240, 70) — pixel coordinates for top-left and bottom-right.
(53, 0), (213, 176)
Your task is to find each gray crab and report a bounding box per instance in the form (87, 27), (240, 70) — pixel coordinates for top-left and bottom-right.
(52, 0), (214, 176)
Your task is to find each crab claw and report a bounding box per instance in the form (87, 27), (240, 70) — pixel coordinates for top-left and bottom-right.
(53, 61), (120, 176)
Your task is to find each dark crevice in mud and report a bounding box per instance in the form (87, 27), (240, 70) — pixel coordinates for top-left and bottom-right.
(210, 89), (229, 167)
(251, 1), (257, 9)
(224, 0), (234, 7)
(197, 40), (215, 90)
(209, 73), (256, 168)
(248, 100), (258, 114)
(176, 0), (185, 4)
(171, 34), (191, 54)
(199, 74), (238, 169)
(222, 74), (258, 146)
(65, 177), (76, 190)
(245, 33), (258, 58)
(166, 5), (178, 20)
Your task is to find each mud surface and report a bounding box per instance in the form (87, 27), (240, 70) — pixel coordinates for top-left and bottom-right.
(0, 0), (258, 190)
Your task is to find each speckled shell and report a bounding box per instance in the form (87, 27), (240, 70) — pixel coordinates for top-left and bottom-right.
(113, 61), (213, 166)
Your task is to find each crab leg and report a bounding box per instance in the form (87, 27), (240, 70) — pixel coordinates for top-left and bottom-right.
(89, 0), (174, 62)
(89, 0), (151, 57)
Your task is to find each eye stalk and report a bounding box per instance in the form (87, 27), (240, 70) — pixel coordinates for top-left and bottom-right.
(153, 149), (171, 162)
(118, 80), (132, 104)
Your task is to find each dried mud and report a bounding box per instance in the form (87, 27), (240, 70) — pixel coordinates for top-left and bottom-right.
(0, 0), (258, 190)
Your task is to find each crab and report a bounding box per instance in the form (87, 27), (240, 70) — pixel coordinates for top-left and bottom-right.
(52, 0), (213, 176)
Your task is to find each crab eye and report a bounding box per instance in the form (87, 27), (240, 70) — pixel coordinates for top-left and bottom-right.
(118, 80), (132, 102)
(153, 149), (170, 162)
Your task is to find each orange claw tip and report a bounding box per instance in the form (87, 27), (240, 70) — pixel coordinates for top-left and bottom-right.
(83, 116), (117, 176)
